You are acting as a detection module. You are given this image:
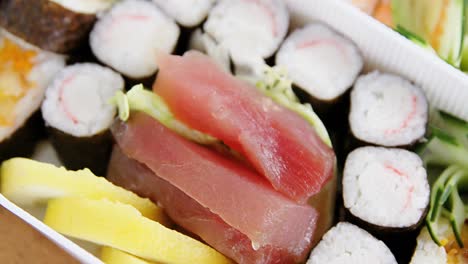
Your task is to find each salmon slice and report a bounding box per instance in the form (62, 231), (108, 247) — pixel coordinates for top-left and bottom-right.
(107, 146), (312, 264)
(111, 112), (317, 256)
(153, 51), (335, 203)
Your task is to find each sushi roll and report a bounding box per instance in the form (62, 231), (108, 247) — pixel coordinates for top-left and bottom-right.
(152, 0), (216, 28)
(41, 63), (124, 176)
(343, 146), (429, 230)
(276, 23), (363, 110)
(307, 222), (397, 264)
(349, 71), (429, 147)
(0, 0), (115, 54)
(203, 0), (289, 61)
(0, 30), (65, 162)
(90, 0), (180, 80)
(343, 146), (429, 262)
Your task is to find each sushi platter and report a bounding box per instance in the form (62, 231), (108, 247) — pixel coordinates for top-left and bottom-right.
(0, 0), (467, 264)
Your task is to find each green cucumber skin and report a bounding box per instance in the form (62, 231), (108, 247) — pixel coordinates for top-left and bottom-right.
(392, 0), (466, 67)
(432, 110), (468, 149)
(418, 133), (468, 169)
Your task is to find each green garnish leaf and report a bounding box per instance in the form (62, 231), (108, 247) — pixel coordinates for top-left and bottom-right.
(254, 65), (332, 148)
(111, 85), (218, 145)
(109, 90), (130, 121)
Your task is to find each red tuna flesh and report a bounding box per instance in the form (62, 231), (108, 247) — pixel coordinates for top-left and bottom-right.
(153, 51), (335, 203)
(111, 112), (317, 256)
(107, 146), (312, 264)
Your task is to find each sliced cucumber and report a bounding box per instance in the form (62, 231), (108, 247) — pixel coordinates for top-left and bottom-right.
(395, 25), (436, 52)
(417, 126), (468, 168)
(431, 109), (468, 149)
(392, 0), (466, 67)
(426, 165), (459, 245)
(449, 187), (465, 247)
(437, 0), (465, 66)
(426, 165), (467, 246)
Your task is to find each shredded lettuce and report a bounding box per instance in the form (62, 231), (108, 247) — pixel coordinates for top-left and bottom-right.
(110, 85), (218, 145)
(254, 65), (333, 148)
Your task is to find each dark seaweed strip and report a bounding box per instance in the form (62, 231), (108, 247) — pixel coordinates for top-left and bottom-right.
(0, 111), (45, 162)
(343, 206), (424, 264)
(47, 127), (113, 176)
(0, 0), (95, 53)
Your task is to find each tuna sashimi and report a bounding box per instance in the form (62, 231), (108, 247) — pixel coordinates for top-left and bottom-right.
(153, 51), (335, 203)
(111, 112), (317, 254)
(107, 146), (310, 264)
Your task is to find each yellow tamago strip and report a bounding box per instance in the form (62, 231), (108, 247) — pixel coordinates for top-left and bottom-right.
(0, 158), (169, 224)
(101, 247), (160, 264)
(44, 198), (232, 264)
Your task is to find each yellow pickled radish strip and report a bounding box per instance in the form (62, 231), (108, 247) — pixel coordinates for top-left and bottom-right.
(101, 247), (160, 264)
(44, 198), (232, 264)
(0, 158), (169, 224)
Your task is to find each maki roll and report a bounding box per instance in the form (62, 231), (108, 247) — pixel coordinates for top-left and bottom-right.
(0, 30), (65, 161)
(152, 0), (216, 28)
(276, 23), (363, 111)
(0, 0), (115, 54)
(275, 23), (363, 161)
(342, 146), (430, 262)
(90, 0), (180, 80)
(203, 0), (289, 62)
(343, 146), (429, 230)
(349, 71), (429, 147)
(307, 222), (397, 264)
(41, 63), (124, 176)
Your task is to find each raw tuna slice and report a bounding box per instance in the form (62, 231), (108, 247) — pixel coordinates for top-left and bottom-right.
(107, 146), (309, 264)
(111, 112), (317, 256)
(153, 51), (335, 203)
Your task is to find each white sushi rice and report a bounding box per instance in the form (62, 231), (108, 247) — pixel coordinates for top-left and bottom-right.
(152, 0), (215, 27)
(50, 0), (116, 14)
(90, 0), (180, 79)
(204, 0), (289, 60)
(276, 23), (363, 101)
(189, 29), (231, 72)
(410, 223), (448, 264)
(41, 63), (124, 137)
(0, 30), (65, 142)
(343, 147), (429, 228)
(307, 222), (397, 264)
(349, 71), (428, 146)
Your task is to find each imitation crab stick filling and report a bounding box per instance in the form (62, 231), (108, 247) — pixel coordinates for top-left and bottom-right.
(343, 147), (429, 229)
(349, 71), (429, 147)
